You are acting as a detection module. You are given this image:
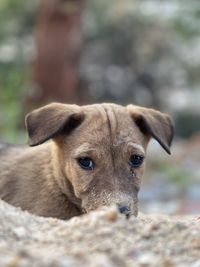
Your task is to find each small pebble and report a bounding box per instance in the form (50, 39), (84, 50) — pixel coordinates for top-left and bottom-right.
(105, 209), (118, 222)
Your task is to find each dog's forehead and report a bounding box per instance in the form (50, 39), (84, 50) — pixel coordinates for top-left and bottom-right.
(82, 103), (131, 125)
(77, 103), (145, 146)
(65, 104), (147, 158)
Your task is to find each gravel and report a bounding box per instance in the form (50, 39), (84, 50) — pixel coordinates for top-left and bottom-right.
(0, 200), (199, 267)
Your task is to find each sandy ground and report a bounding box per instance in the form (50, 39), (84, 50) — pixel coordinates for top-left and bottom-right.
(0, 200), (200, 267)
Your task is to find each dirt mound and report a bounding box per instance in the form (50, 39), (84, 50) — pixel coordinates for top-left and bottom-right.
(0, 200), (199, 267)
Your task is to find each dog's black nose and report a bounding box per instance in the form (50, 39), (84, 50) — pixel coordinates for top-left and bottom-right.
(117, 204), (131, 217)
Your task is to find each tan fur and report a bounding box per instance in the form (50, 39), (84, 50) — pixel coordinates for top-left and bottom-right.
(0, 103), (174, 219)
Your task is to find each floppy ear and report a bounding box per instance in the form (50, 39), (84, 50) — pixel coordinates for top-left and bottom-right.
(25, 103), (85, 146)
(127, 105), (174, 154)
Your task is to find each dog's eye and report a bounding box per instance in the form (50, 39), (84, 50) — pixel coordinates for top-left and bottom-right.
(78, 157), (95, 170)
(129, 154), (144, 168)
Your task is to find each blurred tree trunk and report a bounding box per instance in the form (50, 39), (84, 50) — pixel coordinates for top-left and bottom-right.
(30, 0), (87, 106)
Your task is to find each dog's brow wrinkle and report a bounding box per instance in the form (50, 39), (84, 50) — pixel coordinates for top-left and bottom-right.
(95, 105), (107, 122)
(108, 109), (117, 134)
(102, 106), (116, 169)
(128, 143), (145, 154)
(74, 143), (96, 156)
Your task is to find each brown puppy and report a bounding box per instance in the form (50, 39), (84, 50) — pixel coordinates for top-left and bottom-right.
(0, 103), (174, 219)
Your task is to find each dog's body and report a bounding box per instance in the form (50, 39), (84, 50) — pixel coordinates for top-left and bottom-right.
(0, 103), (174, 219)
(0, 142), (80, 219)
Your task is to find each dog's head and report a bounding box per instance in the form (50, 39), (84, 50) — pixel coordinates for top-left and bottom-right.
(26, 103), (174, 217)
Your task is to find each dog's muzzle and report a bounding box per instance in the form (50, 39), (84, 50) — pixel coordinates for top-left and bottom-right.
(117, 203), (131, 218)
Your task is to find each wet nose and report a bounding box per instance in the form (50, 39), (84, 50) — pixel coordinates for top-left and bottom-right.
(117, 204), (131, 217)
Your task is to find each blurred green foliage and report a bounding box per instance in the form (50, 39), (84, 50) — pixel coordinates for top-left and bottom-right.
(0, 65), (27, 142)
(157, 160), (190, 188)
(0, 0), (37, 143)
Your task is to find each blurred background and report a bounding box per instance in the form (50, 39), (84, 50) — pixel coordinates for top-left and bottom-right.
(0, 0), (200, 215)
